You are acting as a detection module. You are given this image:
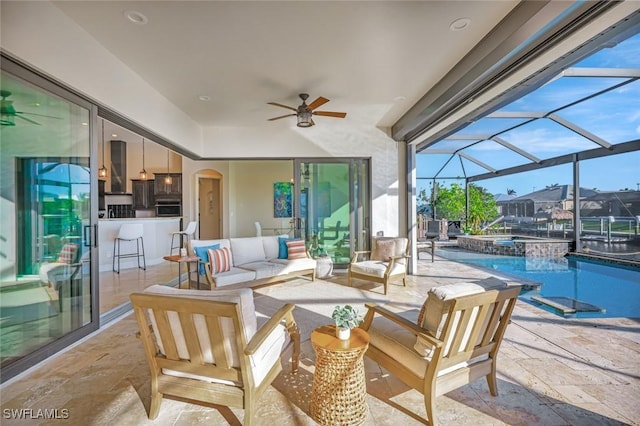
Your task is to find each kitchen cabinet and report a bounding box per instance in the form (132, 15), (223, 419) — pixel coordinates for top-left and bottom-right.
(154, 173), (182, 197)
(132, 179), (155, 209)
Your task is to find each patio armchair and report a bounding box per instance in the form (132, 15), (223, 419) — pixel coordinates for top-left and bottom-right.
(348, 236), (410, 295)
(130, 285), (300, 425)
(360, 280), (521, 425)
(38, 242), (82, 311)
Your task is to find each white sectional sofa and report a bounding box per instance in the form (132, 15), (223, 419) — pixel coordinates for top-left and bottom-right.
(189, 235), (317, 288)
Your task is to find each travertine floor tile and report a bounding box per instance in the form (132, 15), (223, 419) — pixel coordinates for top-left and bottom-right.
(2, 256), (639, 426)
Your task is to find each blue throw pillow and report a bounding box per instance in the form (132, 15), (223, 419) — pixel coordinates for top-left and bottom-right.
(194, 244), (220, 275)
(278, 237), (293, 259)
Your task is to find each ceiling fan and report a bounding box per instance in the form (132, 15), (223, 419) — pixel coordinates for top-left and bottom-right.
(1, 90), (61, 126)
(267, 93), (346, 127)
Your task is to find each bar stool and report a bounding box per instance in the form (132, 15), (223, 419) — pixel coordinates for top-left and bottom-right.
(113, 223), (146, 273)
(170, 221), (197, 255)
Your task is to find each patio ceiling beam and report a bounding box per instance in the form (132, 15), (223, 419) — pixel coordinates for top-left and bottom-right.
(468, 139), (640, 183)
(492, 136), (541, 163)
(417, 177), (467, 180)
(547, 113), (612, 149)
(458, 152), (497, 173)
(486, 111), (546, 119)
(443, 135), (489, 140)
(422, 149), (456, 155)
(561, 67), (640, 78)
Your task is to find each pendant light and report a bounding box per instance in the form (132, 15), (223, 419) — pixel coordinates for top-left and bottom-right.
(98, 120), (108, 178)
(164, 148), (173, 185)
(139, 137), (148, 180)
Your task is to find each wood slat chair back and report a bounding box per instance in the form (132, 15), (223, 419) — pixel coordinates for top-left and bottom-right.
(362, 285), (520, 425)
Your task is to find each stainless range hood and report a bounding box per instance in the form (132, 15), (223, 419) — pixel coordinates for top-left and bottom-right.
(110, 140), (126, 193)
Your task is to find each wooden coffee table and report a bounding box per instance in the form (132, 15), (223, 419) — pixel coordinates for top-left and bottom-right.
(309, 324), (370, 425)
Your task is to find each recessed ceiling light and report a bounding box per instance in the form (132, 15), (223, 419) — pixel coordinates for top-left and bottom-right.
(198, 95), (211, 102)
(81, 122), (88, 126)
(124, 10), (148, 25)
(450, 17), (471, 32)
(394, 96), (406, 102)
(112, 133), (118, 138)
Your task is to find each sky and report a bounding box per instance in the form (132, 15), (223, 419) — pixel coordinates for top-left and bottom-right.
(417, 30), (640, 198)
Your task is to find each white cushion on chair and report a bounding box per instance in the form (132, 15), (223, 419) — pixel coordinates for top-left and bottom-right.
(414, 282), (493, 358)
(368, 310), (429, 379)
(350, 260), (405, 278)
(144, 285), (258, 366)
(144, 285), (286, 387)
(372, 237), (408, 264)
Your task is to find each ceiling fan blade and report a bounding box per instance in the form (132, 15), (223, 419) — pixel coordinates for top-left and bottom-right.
(307, 96), (329, 111)
(267, 102), (297, 112)
(267, 113), (296, 121)
(16, 111), (62, 119)
(15, 115), (42, 125)
(313, 111), (347, 118)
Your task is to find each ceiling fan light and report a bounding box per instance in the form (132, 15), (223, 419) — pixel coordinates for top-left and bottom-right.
(297, 110), (312, 127)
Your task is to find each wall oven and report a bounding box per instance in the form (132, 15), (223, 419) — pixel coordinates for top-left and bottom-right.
(155, 200), (181, 217)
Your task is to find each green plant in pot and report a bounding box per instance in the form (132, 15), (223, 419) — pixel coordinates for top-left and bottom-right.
(331, 304), (360, 340)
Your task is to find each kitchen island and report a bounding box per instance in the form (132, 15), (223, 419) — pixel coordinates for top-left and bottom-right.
(98, 217), (181, 272)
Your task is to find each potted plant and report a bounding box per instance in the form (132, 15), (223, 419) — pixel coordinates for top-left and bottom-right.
(331, 304), (360, 340)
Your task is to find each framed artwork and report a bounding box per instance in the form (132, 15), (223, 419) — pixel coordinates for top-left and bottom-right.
(273, 182), (292, 218)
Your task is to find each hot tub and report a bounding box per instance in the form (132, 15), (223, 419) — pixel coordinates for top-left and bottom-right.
(457, 235), (569, 257)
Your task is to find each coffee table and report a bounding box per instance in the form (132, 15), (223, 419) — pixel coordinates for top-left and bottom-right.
(309, 324), (370, 425)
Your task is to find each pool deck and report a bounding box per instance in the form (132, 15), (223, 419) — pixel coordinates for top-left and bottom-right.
(0, 253), (638, 425)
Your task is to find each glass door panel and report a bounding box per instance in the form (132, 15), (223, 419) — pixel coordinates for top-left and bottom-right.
(294, 159), (370, 267)
(0, 67), (96, 378)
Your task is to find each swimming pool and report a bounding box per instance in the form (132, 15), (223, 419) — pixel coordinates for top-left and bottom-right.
(437, 247), (640, 318)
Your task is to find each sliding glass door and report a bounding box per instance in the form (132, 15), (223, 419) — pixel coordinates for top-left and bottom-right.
(1, 61), (99, 382)
(294, 159), (370, 267)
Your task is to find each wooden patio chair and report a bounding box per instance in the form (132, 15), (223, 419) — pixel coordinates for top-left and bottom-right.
(130, 285), (299, 425)
(348, 236), (410, 295)
(361, 281), (521, 425)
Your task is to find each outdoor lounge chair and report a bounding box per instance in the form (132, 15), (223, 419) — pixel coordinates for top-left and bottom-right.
(130, 285), (300, 425)
(361, 281), (521, 425)
(348, 236), (410, 295)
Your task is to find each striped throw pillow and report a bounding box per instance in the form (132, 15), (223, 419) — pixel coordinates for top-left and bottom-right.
(57, 243), (78, 264)
(285, 239), (307, 260)
(207, 247), (232, 275)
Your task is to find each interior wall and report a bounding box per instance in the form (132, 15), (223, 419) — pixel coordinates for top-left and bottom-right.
(181, 158), (230, 238)
(230, 160), (294, 237)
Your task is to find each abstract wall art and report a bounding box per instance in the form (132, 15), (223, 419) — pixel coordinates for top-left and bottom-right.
(273, 182), (293, 218)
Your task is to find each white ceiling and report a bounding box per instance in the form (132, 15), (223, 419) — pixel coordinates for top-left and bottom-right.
(52, 1), (518, 132)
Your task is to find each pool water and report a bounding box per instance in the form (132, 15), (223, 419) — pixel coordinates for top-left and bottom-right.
(437, 247), (640, 318)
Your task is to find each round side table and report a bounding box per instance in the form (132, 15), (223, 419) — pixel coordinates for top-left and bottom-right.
(309, 324), (370, 426)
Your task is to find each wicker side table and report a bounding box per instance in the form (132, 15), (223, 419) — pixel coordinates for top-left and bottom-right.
(309, 325), (370, 426)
